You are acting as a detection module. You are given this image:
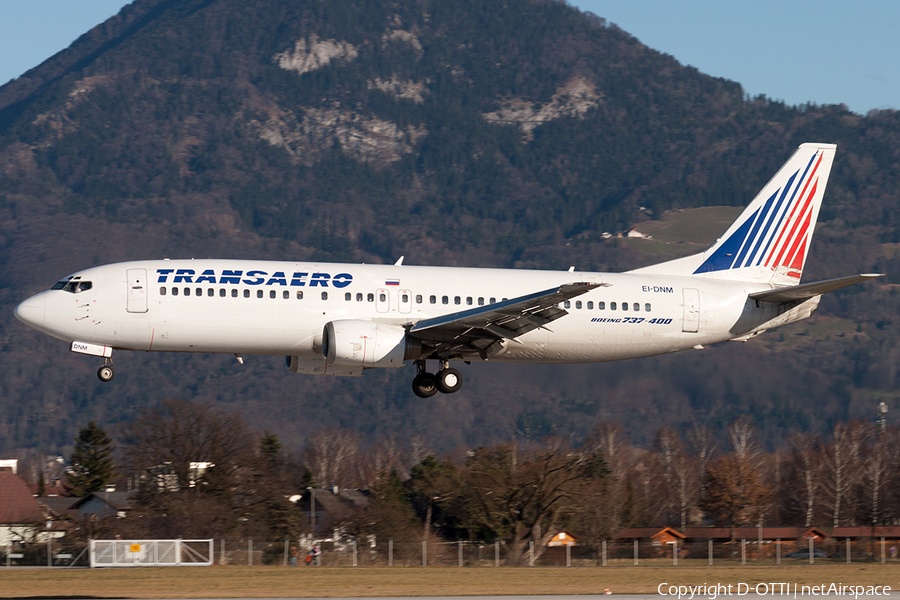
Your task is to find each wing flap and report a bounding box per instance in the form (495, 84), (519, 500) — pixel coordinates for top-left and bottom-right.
(749, 274), (883, 303)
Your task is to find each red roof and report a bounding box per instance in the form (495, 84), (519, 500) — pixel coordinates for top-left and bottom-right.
(682, 527), (827, 541)
(0, 472), (44, 523)
(832, 527), (900, 539)
(617, 527), (686, 540)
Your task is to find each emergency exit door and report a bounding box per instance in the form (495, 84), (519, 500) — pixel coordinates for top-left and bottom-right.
(682, 288), (700, 333)
(126, 269), (148, 313)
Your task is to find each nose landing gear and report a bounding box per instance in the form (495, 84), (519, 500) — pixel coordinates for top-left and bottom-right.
(97, 358), (114, 382)
(412, 360), (462, 398)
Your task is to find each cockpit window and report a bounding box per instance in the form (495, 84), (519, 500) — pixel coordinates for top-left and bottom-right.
(56, 280), (93, 293)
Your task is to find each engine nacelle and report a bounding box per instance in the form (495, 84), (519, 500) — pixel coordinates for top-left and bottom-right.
(322, 320), (422, 368)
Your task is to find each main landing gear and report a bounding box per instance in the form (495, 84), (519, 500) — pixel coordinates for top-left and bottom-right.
(412, 360), (462, 398)
(97, 358), (114, 382)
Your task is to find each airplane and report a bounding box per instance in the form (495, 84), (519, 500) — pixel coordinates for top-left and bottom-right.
(14, 143), (882, 397)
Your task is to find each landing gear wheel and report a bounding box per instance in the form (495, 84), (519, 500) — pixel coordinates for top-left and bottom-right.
(97, 365), (115, 382)
(436, 368), (463, 394)
(412, 372), (438, 398)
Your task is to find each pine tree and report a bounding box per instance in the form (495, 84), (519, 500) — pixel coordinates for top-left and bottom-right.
(67, 421), (115, 496)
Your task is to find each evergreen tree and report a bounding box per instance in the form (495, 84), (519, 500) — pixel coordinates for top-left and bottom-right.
(67, 421), (116, 496)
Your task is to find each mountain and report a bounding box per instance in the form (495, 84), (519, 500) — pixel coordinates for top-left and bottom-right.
(0, 0), (898, 456)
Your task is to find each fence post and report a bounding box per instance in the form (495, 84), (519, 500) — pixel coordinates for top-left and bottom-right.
(221, 538), (225, 565)
(602, 539), (607, 567)
(495, 540), (499, 567)
(809, 536), (814, 565)
(389, 538), (393, 567)
(708, 539), (713, 566)
(741, 538), (746, 565)
(566, 542), (571, 567)
(283, 538), (289, 567)
(673, 540), (677, 566)
(248, 538), (252, 566)
(529, 540), (534, 566)
(47, 535), (52, 567)
(882, 537), (886, 564)
(422, 539), (427, 567)
(458, 540), (463, 567)
(846, 537), (851, 564)
(776, 538), (781, 565)
(634, 539), (638, 565)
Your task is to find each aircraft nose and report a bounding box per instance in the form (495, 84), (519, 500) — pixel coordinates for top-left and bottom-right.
(14, 293), (46, 332)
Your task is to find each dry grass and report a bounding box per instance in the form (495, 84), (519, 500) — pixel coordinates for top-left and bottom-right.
(3, 564), (900, 598)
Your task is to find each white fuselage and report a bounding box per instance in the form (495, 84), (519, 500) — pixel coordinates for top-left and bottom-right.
(16, 259), (815, 365)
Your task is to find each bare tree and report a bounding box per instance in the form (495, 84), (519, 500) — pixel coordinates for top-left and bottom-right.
(728, 416), (760, 464)
(788, 431), (821, 527)
(687, 418), (717, 505)
(821, 421), (865, 527)
(861, 424), (891, 526)
(303, 428), (361, 488)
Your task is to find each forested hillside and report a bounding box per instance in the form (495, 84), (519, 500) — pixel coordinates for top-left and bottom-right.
(0, 0), (898, 456)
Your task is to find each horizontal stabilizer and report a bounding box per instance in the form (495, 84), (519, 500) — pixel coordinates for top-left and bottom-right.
(749, 274), (883, 303)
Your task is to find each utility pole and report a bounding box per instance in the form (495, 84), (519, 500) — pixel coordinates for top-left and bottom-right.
(879, 402), (888, 433)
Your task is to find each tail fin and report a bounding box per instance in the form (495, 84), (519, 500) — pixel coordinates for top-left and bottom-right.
(631, 143), (837, 285)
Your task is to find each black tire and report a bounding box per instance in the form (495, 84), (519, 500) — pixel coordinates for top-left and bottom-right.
(98, 365), (115, 382)
(436, 368), (463, 394)
(412, 372), (438, 398)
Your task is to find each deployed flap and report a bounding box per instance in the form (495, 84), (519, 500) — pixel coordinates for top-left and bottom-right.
(749, 274), (883, 303)
(410, 282), (601, 345)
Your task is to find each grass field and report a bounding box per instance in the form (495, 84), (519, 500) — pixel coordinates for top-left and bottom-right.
(2, 564), (900, 598)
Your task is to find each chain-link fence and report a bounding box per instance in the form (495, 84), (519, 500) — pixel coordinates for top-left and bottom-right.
(5, 536), (900, 568)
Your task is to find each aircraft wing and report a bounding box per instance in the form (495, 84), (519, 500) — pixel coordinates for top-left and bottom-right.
(409, 282), (602, 358)
(749, 274), (883, 303)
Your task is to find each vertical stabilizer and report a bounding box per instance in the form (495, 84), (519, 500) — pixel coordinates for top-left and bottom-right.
(631, 143), (836, 285)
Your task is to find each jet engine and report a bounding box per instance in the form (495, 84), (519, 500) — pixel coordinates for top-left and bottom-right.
(322, 320), (423, 368)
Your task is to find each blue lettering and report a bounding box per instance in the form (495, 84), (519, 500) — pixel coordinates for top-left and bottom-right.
(196, 269), (217, 284)
(266, 271), (287, 286)
(156, 268), (175, 283)
(242, 270), (267, 285)
(220, 270), (242, 284)
(290, 272), (308, 286)
(174, 269), (195, 283)
(309, 273), (330, 287)
(332, 273), (352, 288)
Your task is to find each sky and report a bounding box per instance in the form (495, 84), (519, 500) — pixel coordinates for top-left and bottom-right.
(0, 0), (897, 115)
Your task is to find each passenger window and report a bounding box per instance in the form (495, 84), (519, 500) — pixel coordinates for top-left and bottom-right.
(454, 296), (461, 305)
(283, 291), (289, 299)
(243, 289), (250, 298)
(172, 287), (179, 296)
(610, 302), (616, 311)
(196, 288), (202, 296)
(208, 288), (214, 297)
(478, 297), (484, 306)
(160, 287), (167, 296)
(575, 301), (582, 309)
(402, 293), (409, 303)
(598, 301), (605, 310)
(321, 292), (328, 301)
(368, 293), (374, 302)
(379, 293), (386, 302)
(269, 290), (276, 299)
(564, 300), (571, 308)
(466, 297), (473, 306)
(645, 303), (651, 312)
(622, 302), (628, 311)
(502, 298), (508, 302)
(220, 289), (226, 297)
(442, 296), (448, 305)
(633, 302), (640, 311)
(490, 297), (496, 304)
(357, 293), (363, 301)
(345, 292), (351, 301)
(296, 291), (303, 300)
(232, 289), (238, 298)
(587, 301), (593, 309)
(430, 295), (436, 304)
(416, 295), (423, 304)
(257, 290), (263, 298)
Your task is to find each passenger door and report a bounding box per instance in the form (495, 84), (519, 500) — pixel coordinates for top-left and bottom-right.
(126, 269), (148, 313)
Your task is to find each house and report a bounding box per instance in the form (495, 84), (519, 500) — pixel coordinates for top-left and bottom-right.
(297, 487), (369, 534)
(69, 490), (135, 521)
(682, 527), (827, 544)
(617, 526), (685, 547)
(0, 472), (47, 546)
(548, 530), (578, 547)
